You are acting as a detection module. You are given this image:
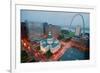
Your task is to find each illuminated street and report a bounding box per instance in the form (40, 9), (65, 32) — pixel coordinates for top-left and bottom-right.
(21, 37), (89, 62)
(21, 10), (90, 63)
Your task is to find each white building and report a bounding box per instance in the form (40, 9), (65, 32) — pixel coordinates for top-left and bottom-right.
(40, 32), (61, 53)
(75, 25), (81, 36)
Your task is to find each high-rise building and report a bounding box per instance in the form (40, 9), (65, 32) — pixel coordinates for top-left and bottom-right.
(28, 22), (44, 41)
(48, 24), (61, 38)
(43, 22), (49, 35)
(21, 21), (29, 39)
(43, 23), (61, 38)
(75, 25), (81, 36)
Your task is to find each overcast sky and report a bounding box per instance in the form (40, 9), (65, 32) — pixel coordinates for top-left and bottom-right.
(21, 10), (89, 28)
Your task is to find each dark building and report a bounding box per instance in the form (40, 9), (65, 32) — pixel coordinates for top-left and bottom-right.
(21, 21), (29, 39)
(43, 22), (49, 35)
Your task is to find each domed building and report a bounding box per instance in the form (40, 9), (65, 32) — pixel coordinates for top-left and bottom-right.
(40, 32), (61, 53)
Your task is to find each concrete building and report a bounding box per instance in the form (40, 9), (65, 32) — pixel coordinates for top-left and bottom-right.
(43, 22), (49, 35)
(21, 21), (29, 39)
(28, 21), (44, 41)
(75, 25), (81, 36)
(48, 24), (61, 38)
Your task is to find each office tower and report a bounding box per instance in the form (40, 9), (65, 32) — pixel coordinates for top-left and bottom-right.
(75, 25), (81, 36)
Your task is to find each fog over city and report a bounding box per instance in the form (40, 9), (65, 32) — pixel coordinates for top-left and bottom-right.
(21, 10), (90, 62)
(21, 10), (89, 30)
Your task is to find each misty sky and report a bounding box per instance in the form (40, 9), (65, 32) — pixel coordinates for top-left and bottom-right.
(21, 10), (89, 28)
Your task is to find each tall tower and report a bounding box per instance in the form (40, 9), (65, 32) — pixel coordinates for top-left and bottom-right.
(43, 22), (49, 35)
(21, 20), (29, 39)
(75, 25), (81, 36)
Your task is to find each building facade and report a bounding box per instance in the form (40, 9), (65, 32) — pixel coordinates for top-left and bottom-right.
(40, 32), (61, 53)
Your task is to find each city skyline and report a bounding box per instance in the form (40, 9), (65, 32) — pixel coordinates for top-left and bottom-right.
(21, 10), (90, 29)
(21, 10), (90, 63)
